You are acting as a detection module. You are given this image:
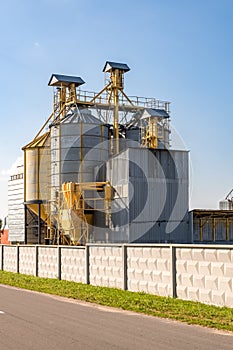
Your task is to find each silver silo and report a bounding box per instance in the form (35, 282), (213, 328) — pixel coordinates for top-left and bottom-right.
(23, 132), (51, 243)
(50, 107), (109, 188)
(50, 106), (109, 242)
(126, 108), (170, 149)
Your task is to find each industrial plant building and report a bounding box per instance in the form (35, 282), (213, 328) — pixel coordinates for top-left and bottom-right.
(189, 209), (233, 243)
(7, 61), (232, 245)
(8, 162), (24, 242)
(6, 61), (188, 244)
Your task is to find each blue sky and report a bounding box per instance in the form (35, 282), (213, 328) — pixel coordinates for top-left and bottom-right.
(0, 0), (233, 219)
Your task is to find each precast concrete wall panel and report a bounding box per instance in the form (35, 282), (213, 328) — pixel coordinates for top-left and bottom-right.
(1, 244), (233, 308)
(61, 247), (85, 283)
(3, 246), (17, 272)
(89, 246), (123, 289)
(127, 246), (171, 296)
(19, 246), (36, 276)
(38, 247), (58, 278)
(176, 246), (233, 307)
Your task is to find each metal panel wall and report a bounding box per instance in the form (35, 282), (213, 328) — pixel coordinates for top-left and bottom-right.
(128, 148), (189, 243)
(105, 147), (189, 243)
(104, 149), (130, 243)
(8, 173), (25, 242)
(191, 211), (233, 243)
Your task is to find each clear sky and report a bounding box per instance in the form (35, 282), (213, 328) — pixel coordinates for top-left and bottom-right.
(0, 0), (233, 219)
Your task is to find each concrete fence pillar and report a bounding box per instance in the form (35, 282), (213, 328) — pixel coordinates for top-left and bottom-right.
(85, 245), (90, 285)
(35, 246), (39, 277)
(57, 246), (62, 280)
(170, 245), (177, 298)
(16, 246), (20, 273)
(122, 245), (128, 291)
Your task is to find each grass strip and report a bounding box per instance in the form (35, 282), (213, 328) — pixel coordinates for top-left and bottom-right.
(0, 270), (233, 332)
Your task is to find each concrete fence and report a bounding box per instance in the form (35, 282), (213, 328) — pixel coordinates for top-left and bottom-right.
(0, 244), (233, 308)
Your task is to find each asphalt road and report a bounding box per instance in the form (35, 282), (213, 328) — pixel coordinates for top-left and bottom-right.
(0, 284), (232, 350)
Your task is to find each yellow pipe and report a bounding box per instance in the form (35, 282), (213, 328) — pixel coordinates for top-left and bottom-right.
(113, 88), (119, 154)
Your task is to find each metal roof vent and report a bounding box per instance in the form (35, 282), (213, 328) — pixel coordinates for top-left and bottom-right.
(48, 74), (85, 87)
(141, 108), (170, 119)
(103, 61), (130, 73)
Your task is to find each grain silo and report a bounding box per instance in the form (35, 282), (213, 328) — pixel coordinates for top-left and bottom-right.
(23, 132), (50, 244)
(21, 61), (190, 245)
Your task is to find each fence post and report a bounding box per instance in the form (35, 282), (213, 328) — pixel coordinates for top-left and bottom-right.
(170, 245), (177, 298)
(122, 244), (128, 291)
(35, 246), (39, 277)
(16, 246), (20, 273)
(85, 245), (90, 285)
(57, 246), (61, 280)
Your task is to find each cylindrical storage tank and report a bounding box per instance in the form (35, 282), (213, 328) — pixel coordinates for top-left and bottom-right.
(24, 148), (39, 202)
(126, 117), (170, 149)
(50, 107), (109, 190)
(24, 133), (50, 205)
(219, 200), (233, 210)
(125, 127), (141, 143)
(23, 133), (51, 243)
(157, 126), (170, 149)
(50, 107), (109, 243)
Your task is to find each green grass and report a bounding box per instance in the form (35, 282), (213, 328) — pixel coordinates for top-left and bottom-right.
(1, 270), (233, 332)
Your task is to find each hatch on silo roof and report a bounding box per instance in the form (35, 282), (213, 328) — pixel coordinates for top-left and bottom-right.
(48, 74), (85, 87)
(103, 61), (130, 73)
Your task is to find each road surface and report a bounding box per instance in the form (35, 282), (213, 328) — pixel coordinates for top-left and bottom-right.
(0, 284), (232, 350)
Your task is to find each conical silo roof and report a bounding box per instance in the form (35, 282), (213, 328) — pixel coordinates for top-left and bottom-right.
(62, 108), (103, 125)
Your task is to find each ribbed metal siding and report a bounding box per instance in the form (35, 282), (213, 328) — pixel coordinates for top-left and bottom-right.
(105, 147), (189, 243)
(94, 150), (130, 243)
(215, 219), (227, 240)
(25, 137), (50, 202)
(229, 221), (233, 240)
(192, 216), (233, 242)
(128, 148), (188, 224)
(219, 200), (233, 210)
(8, 168), (25, 242)
(106, 150), (129, 185)
(25, 148), (38, 201)
(51, 121), (109, 188)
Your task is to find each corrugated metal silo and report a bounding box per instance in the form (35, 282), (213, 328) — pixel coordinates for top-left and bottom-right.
(50, 107), (109, 189)
(23, 132), (50, 243)
(50, 107), (109, 243)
